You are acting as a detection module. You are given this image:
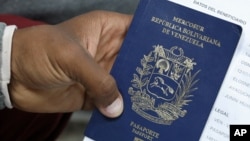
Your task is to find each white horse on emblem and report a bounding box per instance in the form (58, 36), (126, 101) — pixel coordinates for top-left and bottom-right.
(150, 76), (174, 96)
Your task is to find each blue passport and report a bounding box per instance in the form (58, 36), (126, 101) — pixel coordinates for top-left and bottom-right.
(84, 0), (242, 140)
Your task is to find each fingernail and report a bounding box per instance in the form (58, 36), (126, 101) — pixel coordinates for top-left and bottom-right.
(103, 96), (123, 118)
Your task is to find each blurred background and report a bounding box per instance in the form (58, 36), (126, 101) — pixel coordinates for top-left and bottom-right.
(0, 0), (139, 141)
(0, 0), (140, 24)
(57, 111), (92, 141)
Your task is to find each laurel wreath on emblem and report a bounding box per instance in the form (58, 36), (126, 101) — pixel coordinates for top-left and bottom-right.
(128, 45), (200, 125)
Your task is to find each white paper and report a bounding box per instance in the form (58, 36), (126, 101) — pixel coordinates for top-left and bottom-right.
(83, 136), (94, 141)
(169, 0), (250, 141)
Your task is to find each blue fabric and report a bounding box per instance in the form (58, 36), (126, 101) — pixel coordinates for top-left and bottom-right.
(0, 22), (6, 109)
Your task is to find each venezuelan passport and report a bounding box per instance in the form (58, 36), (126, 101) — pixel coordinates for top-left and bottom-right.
(84, 0), (242, 140)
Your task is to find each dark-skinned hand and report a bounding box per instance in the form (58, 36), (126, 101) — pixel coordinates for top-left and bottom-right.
(9, 11), (132, 118)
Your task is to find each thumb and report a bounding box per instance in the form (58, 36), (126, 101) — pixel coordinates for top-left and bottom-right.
(64, 45), (123, 118)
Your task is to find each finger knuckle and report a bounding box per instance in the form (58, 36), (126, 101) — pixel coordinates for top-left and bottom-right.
(99, 75), (117, 97)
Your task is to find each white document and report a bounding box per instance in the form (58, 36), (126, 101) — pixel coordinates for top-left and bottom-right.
(169, 0), (250, 141)
(83, 136), (94, 141)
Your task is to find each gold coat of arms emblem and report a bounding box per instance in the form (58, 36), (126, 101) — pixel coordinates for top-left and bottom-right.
(129, 45), (200, 125)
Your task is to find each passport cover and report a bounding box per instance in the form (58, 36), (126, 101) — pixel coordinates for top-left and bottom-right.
(84, 0), (242, 140)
